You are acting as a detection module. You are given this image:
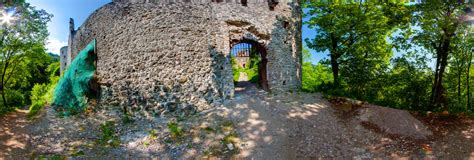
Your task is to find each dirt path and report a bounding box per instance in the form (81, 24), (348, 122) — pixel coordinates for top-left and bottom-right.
(226, 90), (376, 159)
(225, 88), (474, 159)
(238, 72), (248, 82)
(0, 109), (31, 159)
(234, 72), (258, 95)
(1, 87), (473, 159)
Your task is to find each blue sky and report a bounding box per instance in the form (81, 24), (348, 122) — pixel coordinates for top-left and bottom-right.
(302, 8), (329, 64)
(26, 0), (111, 54)
(25, 1), (326, 64)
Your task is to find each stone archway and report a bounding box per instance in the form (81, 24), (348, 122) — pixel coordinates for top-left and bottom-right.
(230, 39), (269, 91)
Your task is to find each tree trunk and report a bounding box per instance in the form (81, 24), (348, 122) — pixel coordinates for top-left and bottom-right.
(1, 86), (6, 108)
(330, 34), (340, 86)
(431, 52), (441, 105)
(1, 61), (9, 108)
(458, 67), (462, 105)
(432, 38), (451, 109)
(330, 54), (339, 86)
(468, 49), (472, 110)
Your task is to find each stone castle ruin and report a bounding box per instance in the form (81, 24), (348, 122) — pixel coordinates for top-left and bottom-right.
(63, 0), (302, 116)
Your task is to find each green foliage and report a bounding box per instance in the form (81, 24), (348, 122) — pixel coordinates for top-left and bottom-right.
(27, 84), (48, 117)
(27, 62), (60, 118)
(98, 121), (120, 147)
(148, 129), (158, 140)
(302, 62), (333, 92)
(221, 132), (239, 145)
(44, 62), (60, 104)
(0, 1), (52, 113)
(303, 2), (473, 114)
(405, 1), (469, 109)
(245, 67), (259, 84)
(444, 29), (474, 113)
(2, 89), (25, 108)
(35, 154), (66, 160)
(122, 112), (134, 124)
(167, 122), (183, 138)
(27, 101), (44, 118)
(231, 56), (240, 83)
(374, 58), (432, 110)
(30, 84), (48, 105)
(305, 2), (408, 87)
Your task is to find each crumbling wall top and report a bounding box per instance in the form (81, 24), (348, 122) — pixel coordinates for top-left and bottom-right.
(111, 0), (294, 5)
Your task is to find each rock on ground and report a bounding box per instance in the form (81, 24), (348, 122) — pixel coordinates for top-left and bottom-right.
(357, 104), (433, 140)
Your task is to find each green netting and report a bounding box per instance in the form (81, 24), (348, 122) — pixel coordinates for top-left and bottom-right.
(52, 39), (96, 115)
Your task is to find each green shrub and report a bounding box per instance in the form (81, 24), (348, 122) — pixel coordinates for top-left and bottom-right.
(28, 101), (45, 118)
(167, 122), (183, 138)
(5, 89), (26, 107)
(27, 84), (50, 118)
(233, 69), (240, 83)
(245, 67), (258, 84)
(27, 62), (60, 118)
(98, 121), (120, 147)
(30, 84), (48, 104)
(0, 90), (25, 114)
(44, 78), (59, 104)
(302, 63), (333, 93)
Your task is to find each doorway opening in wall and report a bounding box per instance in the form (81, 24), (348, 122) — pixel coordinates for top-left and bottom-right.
(230, 40), (268, 94)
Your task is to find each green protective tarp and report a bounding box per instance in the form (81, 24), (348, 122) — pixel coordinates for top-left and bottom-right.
(52, 39), (97, 115)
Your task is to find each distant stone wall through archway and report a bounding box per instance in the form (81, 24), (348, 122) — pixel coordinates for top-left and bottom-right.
(230, 40), (268, 91)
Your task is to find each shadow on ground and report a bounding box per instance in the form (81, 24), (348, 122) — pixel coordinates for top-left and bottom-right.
(0, 109), (31, 159)
(1, 85), (474, 159)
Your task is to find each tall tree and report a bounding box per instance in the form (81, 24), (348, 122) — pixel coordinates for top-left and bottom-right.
(468, 48), (472, 110)
(448, 27), (473, 109)
(411, 1), (468, 110)
(304, 2), (410, 88)
(0, 2), (51, 108)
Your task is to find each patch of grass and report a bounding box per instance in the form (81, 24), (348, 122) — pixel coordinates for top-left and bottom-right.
(97, 121), (120, 147)
(70, 150), (85, 157)
(164, 138), (173, 144)
(221, 121), (234, 132)
(201, 120), (240, 156)
(36, 154), (66, 160)
(233, 70), (240, 83)
(168, 122), (183, 138)
(187, 143), (193, 149)
(122, 112), (134, 124)
(27, 101), (45, 119)
(148, 129), (158, 140)
(221, 132), (239, 144)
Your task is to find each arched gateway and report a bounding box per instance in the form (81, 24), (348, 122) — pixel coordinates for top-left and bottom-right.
(64, 0), (302, 116)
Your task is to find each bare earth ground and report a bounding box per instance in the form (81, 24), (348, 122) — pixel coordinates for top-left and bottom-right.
(0, 73), (473, 159)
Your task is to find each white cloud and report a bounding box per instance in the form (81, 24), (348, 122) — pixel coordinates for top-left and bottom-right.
(45, 39), (67, 54)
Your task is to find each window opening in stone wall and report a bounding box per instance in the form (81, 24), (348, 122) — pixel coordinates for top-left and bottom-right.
(230, 41), (268, 94)
(241, 0), (247, 6)
(268, 0), (278, 11)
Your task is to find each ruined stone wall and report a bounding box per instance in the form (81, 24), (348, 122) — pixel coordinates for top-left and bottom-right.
(68, 0), (301, 117)
(59, 46), (68, 74)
